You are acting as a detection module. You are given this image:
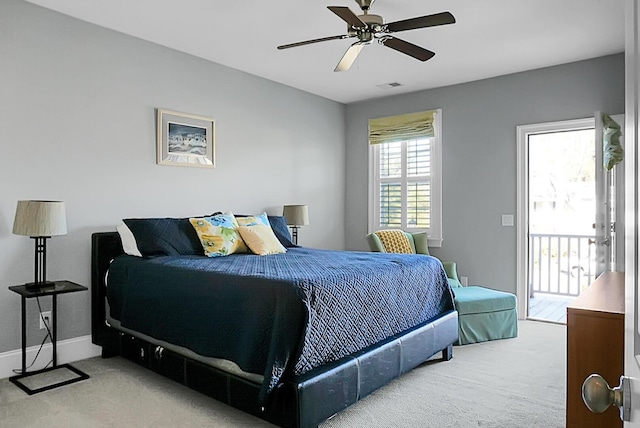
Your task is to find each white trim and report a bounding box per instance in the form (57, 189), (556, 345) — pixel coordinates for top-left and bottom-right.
(368, 141), (376, 234)
(516, 118), (595, 320)
(625, 0), (640, 373)
(516, 127), (529, 320)
(431, 110), (443, 248)
(0, 335), (101, 380)
(369, 143), (381, 233)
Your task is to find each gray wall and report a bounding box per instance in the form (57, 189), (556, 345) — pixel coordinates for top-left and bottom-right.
(0, 0), (625, 356)
(345, 54), (625, 293)
(0, 0), (345, 352)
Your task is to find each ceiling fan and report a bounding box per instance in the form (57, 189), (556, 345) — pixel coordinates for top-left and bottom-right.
(277, 0), (456, 72)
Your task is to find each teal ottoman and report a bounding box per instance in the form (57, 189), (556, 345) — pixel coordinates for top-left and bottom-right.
(453, 286), (518, 345)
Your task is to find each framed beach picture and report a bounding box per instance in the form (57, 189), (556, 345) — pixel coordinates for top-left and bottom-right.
(157, 109), (215, 168)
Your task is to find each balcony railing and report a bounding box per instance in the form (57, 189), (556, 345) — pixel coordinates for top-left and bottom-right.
(529, 233), (597, 297)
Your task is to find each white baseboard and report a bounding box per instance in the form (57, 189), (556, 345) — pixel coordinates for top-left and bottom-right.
(0, 335), (101, 379)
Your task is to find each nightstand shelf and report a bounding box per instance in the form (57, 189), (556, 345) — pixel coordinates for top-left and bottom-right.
(8, 280), (89, 395)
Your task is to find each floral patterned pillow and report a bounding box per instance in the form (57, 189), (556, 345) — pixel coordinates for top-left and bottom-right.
(189, 213), (248, 257)
(236, 211), (270, 228)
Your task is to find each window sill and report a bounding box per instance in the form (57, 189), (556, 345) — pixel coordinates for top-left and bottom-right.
(428, 238), (443, 248)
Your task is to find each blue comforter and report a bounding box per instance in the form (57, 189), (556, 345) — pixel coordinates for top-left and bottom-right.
(106, 247), (454, 404)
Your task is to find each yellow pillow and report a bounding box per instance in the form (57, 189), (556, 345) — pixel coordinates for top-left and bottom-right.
(237, 224), (287, 255)
(374, 230), (414, 254)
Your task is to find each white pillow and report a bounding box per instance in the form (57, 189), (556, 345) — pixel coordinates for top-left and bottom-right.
(116, 221), (142, 257)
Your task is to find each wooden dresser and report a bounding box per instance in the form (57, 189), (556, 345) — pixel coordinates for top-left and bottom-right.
(566, 271), (624, 428)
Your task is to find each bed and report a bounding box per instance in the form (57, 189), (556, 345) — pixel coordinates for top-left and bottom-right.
(91, 218), (458, 428)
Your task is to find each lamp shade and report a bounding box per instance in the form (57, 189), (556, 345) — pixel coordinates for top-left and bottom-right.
(283, 205), (309, 226)
(13, 200), (67, 237)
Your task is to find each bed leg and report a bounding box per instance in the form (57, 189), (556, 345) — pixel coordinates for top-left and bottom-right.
(442, 344), (453, 361)
(101, 347), (118, 358)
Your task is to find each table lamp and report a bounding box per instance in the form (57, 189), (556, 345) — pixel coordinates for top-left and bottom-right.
(13, 200), (67, 290)
(283, 204), (309, 245)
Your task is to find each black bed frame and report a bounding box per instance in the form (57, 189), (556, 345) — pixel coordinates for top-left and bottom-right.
(91, 232), (459, 428)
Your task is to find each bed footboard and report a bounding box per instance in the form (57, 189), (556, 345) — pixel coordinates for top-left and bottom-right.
(90, 232), (458, 428)
(273, 310), (458, 427)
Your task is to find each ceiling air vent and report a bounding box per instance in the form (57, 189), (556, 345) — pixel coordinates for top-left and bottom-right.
(376, 82), (403, 89)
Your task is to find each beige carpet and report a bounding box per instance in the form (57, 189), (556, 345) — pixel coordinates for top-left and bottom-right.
(0, 321), (565, 427)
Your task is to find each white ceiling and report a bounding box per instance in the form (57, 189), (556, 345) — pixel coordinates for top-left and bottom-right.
(24, 0), (625, 104)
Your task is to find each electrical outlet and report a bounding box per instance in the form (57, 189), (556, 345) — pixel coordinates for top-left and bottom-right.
(39, 311), (52, 330)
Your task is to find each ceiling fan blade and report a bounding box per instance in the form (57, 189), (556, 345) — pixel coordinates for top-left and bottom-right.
(328, 6), (367, 28)
(385, 11), (456, 33)
(380, 37), (435, 62)
(278, 35), (350, 50)
(334, 42), (366, 72)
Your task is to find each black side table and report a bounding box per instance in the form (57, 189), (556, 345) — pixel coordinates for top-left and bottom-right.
(8, 280), (90, 395)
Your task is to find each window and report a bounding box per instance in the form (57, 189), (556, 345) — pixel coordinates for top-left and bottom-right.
(369, 109), (442, 247)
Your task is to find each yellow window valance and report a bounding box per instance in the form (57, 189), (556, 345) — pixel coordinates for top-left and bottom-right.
(369, 110), (436, 145)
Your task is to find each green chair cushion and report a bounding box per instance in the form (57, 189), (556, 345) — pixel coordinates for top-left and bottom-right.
(454, 286), (517, 315)
(447, 278), (463, 289)
(442, 262), (462, 287)
(412, 231), (430, 255)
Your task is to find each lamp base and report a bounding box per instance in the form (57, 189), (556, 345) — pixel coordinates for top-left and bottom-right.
(24, 281), (56, 291)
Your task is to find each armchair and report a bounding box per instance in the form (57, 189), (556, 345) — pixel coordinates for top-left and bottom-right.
(366, 230), (517, 345)
(366, 230), (463, 289)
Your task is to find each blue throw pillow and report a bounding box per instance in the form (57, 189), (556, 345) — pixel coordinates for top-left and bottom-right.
(267, 215), (296, 248)
(122, 217), (204, 257)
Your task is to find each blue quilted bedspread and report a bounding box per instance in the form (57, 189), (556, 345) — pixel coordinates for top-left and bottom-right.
(106, 247), (454, 404)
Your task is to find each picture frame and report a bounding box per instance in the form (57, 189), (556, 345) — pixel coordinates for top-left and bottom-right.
(156, 109), (215, 168)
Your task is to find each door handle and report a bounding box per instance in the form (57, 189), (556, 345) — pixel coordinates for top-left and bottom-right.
(582, 374), (631, 421)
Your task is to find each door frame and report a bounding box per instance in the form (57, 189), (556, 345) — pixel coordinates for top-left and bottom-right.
(624, 0), (640, 425)
(516, 118), (596, 320)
